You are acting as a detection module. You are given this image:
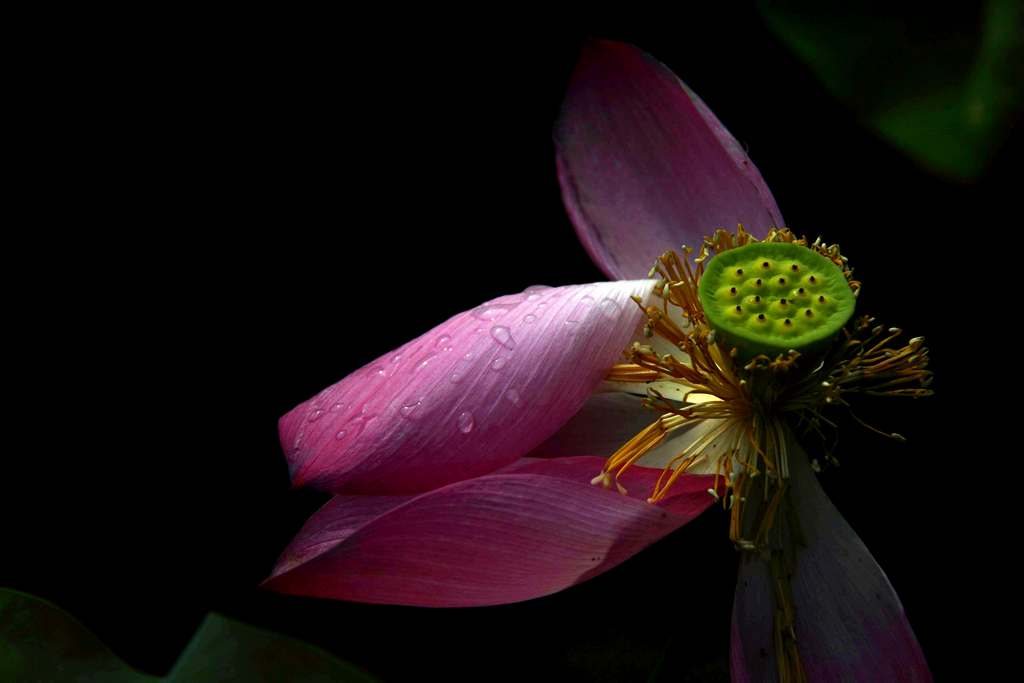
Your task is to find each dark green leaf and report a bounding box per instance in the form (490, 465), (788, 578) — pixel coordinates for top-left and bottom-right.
(0, 588), (157, 682)
(759, 0), (1023, 180)
(1, 589), (376, 682)
(166, 613), (375, 683)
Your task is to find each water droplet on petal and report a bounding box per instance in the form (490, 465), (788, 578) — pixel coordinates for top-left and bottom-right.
(471, 302), (519, 321)
(436, 334), (451, 347)
(505, 388), (521, 405)
(400, 399), (422, 418)
(599, 298), (621, 319)
(490, 325), (515, 349)
(414, 352), (438, 374)
(524, 284), (551, 301)
(335, 415), (370, 441)
(457, 411), (475, 433)
(565, 295), (597, 335)
(331, 401), (348, 412)
(451, 354), (475, 382)
(490, 356), (507, 371)
(523, 314), (537, 324)
(391, 354), (403, 364)
(308, 408), (325, 422)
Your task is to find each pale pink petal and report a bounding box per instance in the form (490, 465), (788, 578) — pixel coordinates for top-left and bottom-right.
(730, 444), (930, 681)
(279, 280), (654, 494)
(530, 392), (729, 475)
(556, 39), (784, 280)
(265, 457), (716, 606)
(528, 392), (655, 459)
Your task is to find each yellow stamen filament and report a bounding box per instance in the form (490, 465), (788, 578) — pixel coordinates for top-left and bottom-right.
(596, 414), (689, 493)
(647, 418), (735, 503)
(605, 363), (662, 383)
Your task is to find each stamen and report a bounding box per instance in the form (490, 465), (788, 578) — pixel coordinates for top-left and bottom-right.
(605, 363), (662, 383)
(598, 414), (692, 492)
(604, 226), (930, 626)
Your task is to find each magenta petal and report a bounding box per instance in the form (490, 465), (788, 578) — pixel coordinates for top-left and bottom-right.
(556, 40), (784, 280)
(265, 457), (716, 606)
(279, 280), (654, 494)
(730, 446), (931, 681)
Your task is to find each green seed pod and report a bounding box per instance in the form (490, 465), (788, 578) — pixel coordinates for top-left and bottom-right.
(698, 242), (856, 358)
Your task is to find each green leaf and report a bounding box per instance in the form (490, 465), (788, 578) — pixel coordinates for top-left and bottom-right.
(759, 0), (1023, 180)
(0, 589), (376, 682)
(0, 588), (157, 682)
(166, 613), (375, 683)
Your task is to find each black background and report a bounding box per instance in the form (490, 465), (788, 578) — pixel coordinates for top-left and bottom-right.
(7, 7), (1013, 682)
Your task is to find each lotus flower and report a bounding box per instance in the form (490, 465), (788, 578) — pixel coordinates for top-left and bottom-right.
(266, 40), (931, 681)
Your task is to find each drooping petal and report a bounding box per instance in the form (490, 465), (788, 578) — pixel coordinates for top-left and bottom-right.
(730, 444), (930, 681)
(279, 280), (654, 494)
(555, 39), (784, 280)
(265, 457), (716, 607)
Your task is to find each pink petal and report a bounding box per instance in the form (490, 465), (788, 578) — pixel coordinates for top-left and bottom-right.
(556, 40), (784, 280)
(265, 457), (716, 606)
(279, 280), (654, 494)
(730, 445), (931, 681)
